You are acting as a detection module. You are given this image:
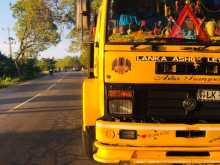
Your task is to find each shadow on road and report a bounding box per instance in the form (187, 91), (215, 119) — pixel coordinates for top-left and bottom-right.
(32, 95), (81, 102)
(0, 72), (98, 165)
(0, 107), (81, 115)
(0, 128), (94, 165)
(0, 97), (31, 105)
(0, 94), (81, 107)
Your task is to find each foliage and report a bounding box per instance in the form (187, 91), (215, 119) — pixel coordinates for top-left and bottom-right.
(19, 58), (41, 80)
(0, 77), (20, 89)
(38, 58), (56, 71)
(66, 0), (102, 70)
(0, 52), (17, 78)
(1, 0), (89, 88)
(7, 0), (101, 81)
(11, 0), (60, 63)
(0, 50), (41, 88)
(45, 0), (76, 25)
(56, 56), (81, 70)
(80, 46), (90, 68)
(91, 0), (101, 13)
(0, 52), (41, 88)
(37, 59), (49, 71)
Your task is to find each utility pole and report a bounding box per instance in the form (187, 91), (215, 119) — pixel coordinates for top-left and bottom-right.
(1, 27), (14, 59)
(7, 28), (13, 59)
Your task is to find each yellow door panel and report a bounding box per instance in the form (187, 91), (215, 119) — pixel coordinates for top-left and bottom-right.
(82, 78), (102, 130)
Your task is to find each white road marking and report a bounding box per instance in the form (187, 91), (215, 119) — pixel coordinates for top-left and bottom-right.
(46, 83), (57, 91)
(9, 74), (66, 111)
(57, 78), (63, 83)
(19, 81), (31, 86)
(10, 93), (42, 111)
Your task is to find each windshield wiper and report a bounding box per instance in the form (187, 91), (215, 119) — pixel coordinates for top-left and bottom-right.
(130, 43), (161, 51)
(130, 38), (161, 50)
(155, 37), (213, 44)
(181, 46), (209, 51)
(130, 37), (175, 50)
(130, 37), (220, 51)
(130, 37), (207, 50)
(181, 43), (220, 51)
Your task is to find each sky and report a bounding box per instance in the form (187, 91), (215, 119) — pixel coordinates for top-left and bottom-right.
(0, 0), (76, 59)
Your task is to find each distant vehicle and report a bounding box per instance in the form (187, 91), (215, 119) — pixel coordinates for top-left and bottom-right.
(75, 67), (81, 72)
(49, 69), (53, 75)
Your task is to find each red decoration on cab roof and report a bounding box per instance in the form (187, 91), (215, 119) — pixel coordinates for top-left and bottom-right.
(170, 3), (210, 42)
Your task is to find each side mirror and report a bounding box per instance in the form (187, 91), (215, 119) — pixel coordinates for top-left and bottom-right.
(82, 42), (95, 78)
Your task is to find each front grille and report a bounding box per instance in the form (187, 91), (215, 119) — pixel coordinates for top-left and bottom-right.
(155, 62), (220, 75)
(166, 151), (210, 157)
(106, 84), (220, 123)
(176, 130), (206, 138)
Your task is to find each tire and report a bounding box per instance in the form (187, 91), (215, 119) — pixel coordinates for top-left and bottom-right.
(82, 126), (96, 160)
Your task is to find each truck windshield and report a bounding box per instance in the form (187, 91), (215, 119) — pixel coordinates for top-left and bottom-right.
(107, 0), (220, 45)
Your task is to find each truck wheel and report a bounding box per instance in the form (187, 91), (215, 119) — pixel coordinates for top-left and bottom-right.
(82, 126), (96, 160)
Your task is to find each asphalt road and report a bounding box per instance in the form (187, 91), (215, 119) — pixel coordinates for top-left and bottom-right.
(0, 72), (98, 165)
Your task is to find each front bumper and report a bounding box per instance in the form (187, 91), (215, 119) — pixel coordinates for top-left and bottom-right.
(94, 120), (220, 164)
(94, 142), (220, 164)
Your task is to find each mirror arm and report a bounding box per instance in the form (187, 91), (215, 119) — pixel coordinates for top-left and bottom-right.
(89, 43), (95, 78)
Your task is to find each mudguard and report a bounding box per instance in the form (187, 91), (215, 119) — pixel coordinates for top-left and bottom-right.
(82, 78), (100, 131)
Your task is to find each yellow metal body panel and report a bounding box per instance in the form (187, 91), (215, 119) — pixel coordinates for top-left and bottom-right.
(105, 44), (220, 52)
(94, 141), (220, 164)
(96, 120), (220, 147)
(96, 1), (107, 82)
(94, 120), (220, 163)
(82, 79), (101, 130)
(105, 49), (220, 84)
(82, 0), (107, 129)
(82, 0), (220, 163)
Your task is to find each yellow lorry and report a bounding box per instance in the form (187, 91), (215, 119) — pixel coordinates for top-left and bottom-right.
(81, 0), (220, 163)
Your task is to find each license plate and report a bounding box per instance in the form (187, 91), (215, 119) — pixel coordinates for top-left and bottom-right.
(197, 89), (220, 102)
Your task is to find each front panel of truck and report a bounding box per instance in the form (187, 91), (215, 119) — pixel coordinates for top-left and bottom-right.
(87, 0), (220, 163)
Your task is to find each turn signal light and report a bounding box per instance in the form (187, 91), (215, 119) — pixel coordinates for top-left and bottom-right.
(108, 90), (133, 98)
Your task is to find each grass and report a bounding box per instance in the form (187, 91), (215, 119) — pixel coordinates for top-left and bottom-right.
(0, 77), (21, 89)
(0, 72), (48, 89)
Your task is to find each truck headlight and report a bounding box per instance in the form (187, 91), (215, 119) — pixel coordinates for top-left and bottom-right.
(109, 99), (133, 115)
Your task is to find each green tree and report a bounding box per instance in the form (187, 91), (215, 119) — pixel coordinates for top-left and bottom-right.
(80, 46), (90, 68)
(0, 52), (17, 78)
(37, 58), (51, 71)
(56, 56), (81, 70)
(91, 0), (101, 13)
(11, 0), (60, 74)
(63, 56), (74, 68)
(20, 58), (41, 79)
(11, 0), (100, 76)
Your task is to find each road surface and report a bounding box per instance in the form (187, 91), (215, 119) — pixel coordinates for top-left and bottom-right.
(0, 72), (98, 165)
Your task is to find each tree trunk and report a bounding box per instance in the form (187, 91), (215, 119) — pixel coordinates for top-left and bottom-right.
(14, 59), (22, 77)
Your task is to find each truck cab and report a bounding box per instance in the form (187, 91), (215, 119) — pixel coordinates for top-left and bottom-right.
(82, 0), (220, 163)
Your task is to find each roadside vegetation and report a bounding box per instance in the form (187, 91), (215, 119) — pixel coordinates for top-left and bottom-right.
(0, 52), (83, 88)
(0, 0), (100, 88)
(0, 51), (40, 88)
